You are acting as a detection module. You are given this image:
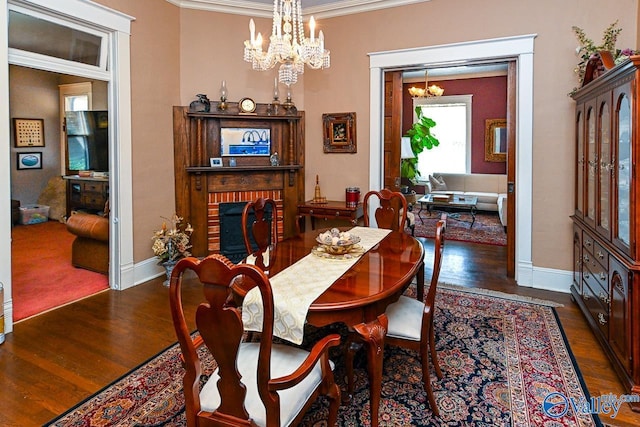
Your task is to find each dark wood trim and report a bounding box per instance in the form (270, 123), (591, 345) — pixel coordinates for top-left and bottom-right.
(506, 61), (517, 277)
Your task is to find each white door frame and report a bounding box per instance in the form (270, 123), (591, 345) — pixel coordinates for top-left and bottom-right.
(368, 34), (536, 286)
(1, 0), (135, 334)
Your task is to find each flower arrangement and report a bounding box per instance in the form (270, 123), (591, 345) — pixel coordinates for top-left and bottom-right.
(151, 214), (193, 263)
(572, 21), (622, 86)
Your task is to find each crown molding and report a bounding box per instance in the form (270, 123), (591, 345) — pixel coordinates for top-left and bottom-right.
(165, 0), (430, 19)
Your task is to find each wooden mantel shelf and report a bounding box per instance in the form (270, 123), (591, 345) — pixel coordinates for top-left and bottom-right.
(186, 165), (302, 173)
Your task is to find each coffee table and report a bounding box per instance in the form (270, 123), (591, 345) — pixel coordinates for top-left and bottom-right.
(417, 194), (478, 227)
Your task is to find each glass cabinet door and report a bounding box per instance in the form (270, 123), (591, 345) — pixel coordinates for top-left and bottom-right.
(585, 102), (597, 227)
(597, 96), (611, 238)
(575, 106), (585, 218)
(614, 85), (631, 253)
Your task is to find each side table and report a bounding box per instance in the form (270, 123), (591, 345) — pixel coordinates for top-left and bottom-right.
(297, 200), (364, 230)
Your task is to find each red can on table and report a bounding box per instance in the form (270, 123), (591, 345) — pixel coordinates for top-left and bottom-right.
(346, 187), (360, 208)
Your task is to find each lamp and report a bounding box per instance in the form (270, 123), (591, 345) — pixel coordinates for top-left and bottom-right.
(243, 0), (330, 87)
(218, 80), (227, 111)
(408, 70), (444, 98)
(400, 137), (415, 159)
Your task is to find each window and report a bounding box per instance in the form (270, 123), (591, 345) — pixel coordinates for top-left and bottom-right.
(59, 83), (93, 175)
(414, 95), (472, 178)
(8, 4), (109, 73)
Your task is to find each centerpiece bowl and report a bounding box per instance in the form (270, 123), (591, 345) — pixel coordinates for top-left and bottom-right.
(316, 228), (361, 255)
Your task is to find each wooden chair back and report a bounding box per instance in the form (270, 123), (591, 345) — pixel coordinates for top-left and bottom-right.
(363, 188), (408, 231)
(169, 254), (341, 427)
(425, 217), (446, 314)
(242, 198), (278, 262)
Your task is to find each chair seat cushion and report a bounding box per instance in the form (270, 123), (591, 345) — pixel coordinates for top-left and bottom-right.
(200, 342), (333, 426)
(386, 295), (425, 341)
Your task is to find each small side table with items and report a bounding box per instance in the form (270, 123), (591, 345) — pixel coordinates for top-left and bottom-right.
(296, 200), (364, 231)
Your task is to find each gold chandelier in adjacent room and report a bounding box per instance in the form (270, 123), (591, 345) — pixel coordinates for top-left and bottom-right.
(243, 0), (330, 86)
(408, 70), (444, 98)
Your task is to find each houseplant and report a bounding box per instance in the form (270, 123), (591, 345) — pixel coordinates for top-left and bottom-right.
(152, 214), (193, 285)
(401, 106), (440, 183)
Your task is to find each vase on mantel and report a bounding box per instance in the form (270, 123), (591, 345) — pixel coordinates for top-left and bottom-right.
(162, 260), (178, 287)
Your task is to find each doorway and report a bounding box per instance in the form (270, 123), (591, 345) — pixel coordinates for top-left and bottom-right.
(9, 66), (110, 321)
(369, 34), (536, 286)
(388, 62), (514, 275)
(1, 0), (134, 335)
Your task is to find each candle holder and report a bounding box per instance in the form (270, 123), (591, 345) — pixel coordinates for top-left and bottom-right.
(282, 84), (297, 114)
(217, 80), (228, 111)
(267, 78), (280, 116)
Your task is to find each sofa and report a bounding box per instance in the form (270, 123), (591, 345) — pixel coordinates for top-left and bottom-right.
(421, 173), (508, 227)
(66, 211), (109, 274)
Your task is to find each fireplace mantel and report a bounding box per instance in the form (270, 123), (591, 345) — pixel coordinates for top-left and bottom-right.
(173, 105), (305, 256)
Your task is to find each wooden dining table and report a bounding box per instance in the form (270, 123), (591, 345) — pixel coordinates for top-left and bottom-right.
(242, 226), (425, 426)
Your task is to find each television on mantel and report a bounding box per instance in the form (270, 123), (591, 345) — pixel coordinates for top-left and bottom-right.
(65, 110), (109, 173)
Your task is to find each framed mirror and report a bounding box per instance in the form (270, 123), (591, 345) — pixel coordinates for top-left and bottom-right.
(484, 118), (507, 162)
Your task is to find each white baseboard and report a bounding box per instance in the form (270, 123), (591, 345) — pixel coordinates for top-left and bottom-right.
(134, 257), (165, 286)
(518, 263), (572, 294)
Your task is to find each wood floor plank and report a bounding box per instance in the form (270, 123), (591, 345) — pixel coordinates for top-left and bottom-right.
(1, 240), (639, 426)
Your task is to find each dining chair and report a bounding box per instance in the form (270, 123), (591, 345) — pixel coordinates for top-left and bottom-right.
(242, 197), (279, 268)
(169, 254), (342, 427)
(345, 218), (446, 417)
(384, 218), (446, 416)
(363, 188), (408, 232)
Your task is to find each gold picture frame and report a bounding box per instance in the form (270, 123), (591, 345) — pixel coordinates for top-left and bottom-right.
(484, 118), (506, 162)
(323, 112), (356, 153)
(13, 118), (45, 147)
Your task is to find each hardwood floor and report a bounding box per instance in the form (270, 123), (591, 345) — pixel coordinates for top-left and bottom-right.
(1, 239), (639, 426)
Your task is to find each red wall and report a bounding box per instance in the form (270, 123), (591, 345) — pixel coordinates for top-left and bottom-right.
(402, 75), (507, 174)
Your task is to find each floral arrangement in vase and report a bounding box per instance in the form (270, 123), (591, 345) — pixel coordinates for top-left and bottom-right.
(151, 213), (193, 264)
(571, 20), (640, 94)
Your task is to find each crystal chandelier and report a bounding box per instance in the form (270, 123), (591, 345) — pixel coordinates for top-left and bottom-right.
(408, 71), (444, 98)
(243, 0), (330, 86)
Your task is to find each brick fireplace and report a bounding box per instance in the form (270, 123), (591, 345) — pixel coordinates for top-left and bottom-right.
(207, 190), (284, 255)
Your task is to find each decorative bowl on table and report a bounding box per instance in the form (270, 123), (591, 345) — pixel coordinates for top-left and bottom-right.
(316, 228), (361, 255)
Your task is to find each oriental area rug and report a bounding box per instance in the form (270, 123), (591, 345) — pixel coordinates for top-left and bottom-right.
(46, 286), (601, 426)
(414, 210), (507, 246)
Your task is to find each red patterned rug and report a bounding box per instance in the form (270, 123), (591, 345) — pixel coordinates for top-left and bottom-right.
(46, 285), (601, 426)
(413, 210), (507, 246)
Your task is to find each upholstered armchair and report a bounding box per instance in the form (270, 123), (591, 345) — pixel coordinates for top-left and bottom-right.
(66, 205), (109, 274)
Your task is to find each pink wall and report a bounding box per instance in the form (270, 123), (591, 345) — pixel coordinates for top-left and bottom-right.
(402, 76), (507, 175)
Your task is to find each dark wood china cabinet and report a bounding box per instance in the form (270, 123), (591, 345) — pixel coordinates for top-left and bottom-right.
(572, 56), (639, 407)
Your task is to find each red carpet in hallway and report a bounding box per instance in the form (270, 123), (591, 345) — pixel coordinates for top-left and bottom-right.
(11, 221), (109, 321)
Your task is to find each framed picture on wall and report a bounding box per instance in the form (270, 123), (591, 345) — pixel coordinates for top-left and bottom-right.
(323, 112), (356, 153)
(17, 152), (42, 170)
(13, 118), (45, 147)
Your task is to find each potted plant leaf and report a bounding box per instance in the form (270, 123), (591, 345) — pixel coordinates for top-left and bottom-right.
(401, 106), (440, 184)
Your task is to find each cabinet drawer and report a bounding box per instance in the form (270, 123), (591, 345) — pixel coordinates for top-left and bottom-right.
(582, 231), (595, 255)
(82, 194), (106, 208)
(582, 279), (609, 339)
(83, 182), (104, 194)
(582, 255), (608, 293)
(583, 263), (609, 304)
(593, 241), (608, 269)
(299, 207), (356, 219)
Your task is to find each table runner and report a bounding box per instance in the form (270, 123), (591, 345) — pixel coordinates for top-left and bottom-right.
(242, 226), (391, 344)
